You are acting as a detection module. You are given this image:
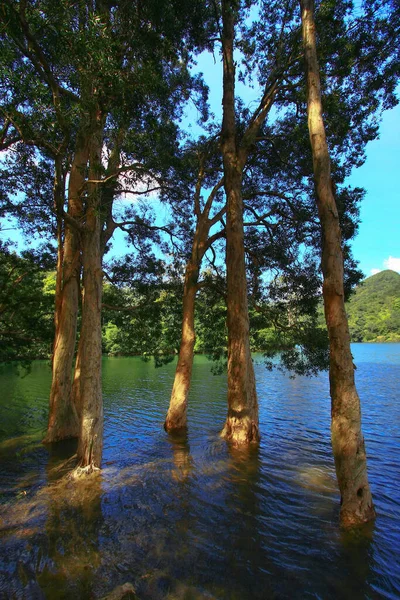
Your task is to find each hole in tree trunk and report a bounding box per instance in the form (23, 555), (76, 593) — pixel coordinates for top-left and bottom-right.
(357, 487), (364, 498)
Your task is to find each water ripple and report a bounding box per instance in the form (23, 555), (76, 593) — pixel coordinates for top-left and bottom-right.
(0, 347), (399, 599)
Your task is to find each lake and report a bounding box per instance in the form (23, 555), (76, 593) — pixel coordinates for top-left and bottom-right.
(0, 344), (399, 599)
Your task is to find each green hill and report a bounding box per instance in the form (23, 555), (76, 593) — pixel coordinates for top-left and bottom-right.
(346, 270), (400, 342)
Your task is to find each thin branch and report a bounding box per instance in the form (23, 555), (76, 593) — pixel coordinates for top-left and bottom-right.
(1, 107), (56, 154)
(0, 135), (22, 151)
(208, 203), (227, 228)
(204, 176), (224, 219)
(117, 186), (163, 196)
(205, 228), (225, 250)
(193, 155), (206, 218)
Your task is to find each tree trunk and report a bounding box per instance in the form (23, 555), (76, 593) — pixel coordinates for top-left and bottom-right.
(71, 334), (83, 421)
(74, 112), (104, 475)
(300, 0), (375, 527)
(165, 169), (224, 431)
(220, 0), (259, 446)
(165, 261), (199, 431)
(44, 138), (89, 443)
(72, 131), (122, 422)
(165, 217), (211, 431)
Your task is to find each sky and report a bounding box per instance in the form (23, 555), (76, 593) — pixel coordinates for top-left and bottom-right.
(347, 103), (400, 277)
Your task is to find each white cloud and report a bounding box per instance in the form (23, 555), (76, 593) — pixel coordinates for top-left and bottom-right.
(383, 256), (400, 273)
(370, 268), (382, 275)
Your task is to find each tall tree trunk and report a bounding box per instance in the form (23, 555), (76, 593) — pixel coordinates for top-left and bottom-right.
(72, 131), (122, 421)
(44, 137), (89, 443)
(74, 111), (104, 474)
(71, 334), (83, 420)
(53, 156), (64, 337)
(165, 168), (224, 432)
(220, 0), (259, 446)
(300, 0), (375, 527)
(165, 254), (201, 431)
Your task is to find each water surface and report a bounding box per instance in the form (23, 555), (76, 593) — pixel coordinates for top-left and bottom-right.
(0, 344), (399, 599)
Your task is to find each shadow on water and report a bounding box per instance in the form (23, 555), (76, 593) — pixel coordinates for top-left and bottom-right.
(0, 437), (105, 598)
(1, 350), (400, 598)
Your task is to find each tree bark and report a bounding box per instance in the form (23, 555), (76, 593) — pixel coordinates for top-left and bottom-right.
(164, 222), (208, 431)
(220, 0), (259, 446)
(71, 131), (122, 422)
(71, 334), (83, 420)
(164, 262), (198, 431)
(300, 0), (375, 526)
(43, 136), (88, 443)
(74, 111), (104, 474)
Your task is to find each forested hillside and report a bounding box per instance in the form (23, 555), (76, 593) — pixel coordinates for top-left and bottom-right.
(347, 270), (400, 342)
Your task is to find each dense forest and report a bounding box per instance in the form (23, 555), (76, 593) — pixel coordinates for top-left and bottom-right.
(1, 0), (399, 528)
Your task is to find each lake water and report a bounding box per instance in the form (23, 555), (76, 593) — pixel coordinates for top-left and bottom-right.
(0, 344), (399, 599)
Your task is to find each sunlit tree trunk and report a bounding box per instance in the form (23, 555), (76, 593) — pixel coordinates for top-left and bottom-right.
(220, 0), (259, 446)
(164, 161), (224, 432)
(164, 223), (208, 431)
(74, 111), (104, 474)
(44, 137), (89, 443)
(164, 262), (198, 431)
(71, 130), (122, 422)
(300, 0), (375, 526)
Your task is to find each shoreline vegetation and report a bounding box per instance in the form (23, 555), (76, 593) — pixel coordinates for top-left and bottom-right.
(2, 269), (399, 365)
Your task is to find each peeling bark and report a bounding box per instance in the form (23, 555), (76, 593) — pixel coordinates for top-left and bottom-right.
(300, 0), (375, 526)
(44, 136), (89, 443)
(220, 0), (259, 446)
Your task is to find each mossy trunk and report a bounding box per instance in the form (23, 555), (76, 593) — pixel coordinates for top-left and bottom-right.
(220, 0), (259, 446)
(300, 0), (375, 527)
(44, 139), (89, 443)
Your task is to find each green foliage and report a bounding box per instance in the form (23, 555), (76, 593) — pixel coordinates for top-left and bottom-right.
(0, 242), (54, 363)
(346, 270), (400, 342)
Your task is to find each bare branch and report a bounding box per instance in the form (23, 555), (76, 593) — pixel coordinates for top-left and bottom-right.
(205, 228), (225, 250)
(208, 202), (227, 227)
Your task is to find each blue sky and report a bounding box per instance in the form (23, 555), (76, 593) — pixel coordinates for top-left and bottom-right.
(348, 103), (400, 277)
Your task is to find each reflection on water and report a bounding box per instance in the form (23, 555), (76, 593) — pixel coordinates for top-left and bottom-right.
(0, 347), (400, 598)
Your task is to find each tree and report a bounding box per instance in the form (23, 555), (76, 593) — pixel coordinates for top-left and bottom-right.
(164, 136), (225, 431)
(0, 241), (54, 363)
(300, 0), (375, 527)
(1, 0), (212, 473)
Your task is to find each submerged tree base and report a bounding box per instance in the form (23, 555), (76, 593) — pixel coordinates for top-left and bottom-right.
(340, 503), (376, 529)
(42, 426), (79, 445)
(221, 413), (260, 447)
(339, 477), (376, 528)
(164, 411), (188, 433)
(69, 463), (101, 479)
